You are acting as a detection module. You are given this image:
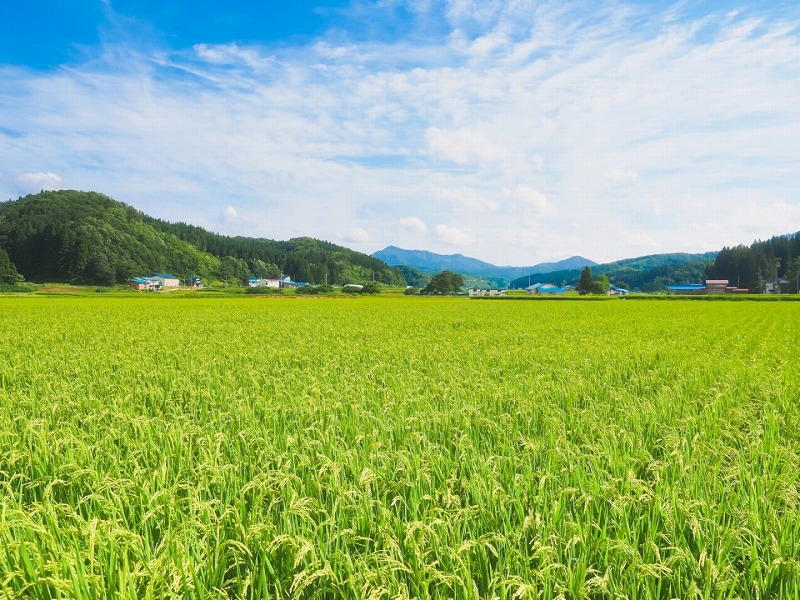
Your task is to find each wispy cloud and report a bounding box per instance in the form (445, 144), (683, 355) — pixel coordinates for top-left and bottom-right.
(436, 223), (472, 246)
(398, 216), (427, 234)
(16, 172), (62, 192)
(1, 1), (799, 264)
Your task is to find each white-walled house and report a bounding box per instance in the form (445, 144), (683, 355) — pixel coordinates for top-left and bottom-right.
(248, 278), (281, 288)
(154, 273), (180, 288)
(468, 288), (506, 297)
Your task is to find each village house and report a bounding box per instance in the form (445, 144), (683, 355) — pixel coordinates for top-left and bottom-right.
(766, 278), (790, 294)
(129, 277), (151, 291)
(526, 283), (565, 295)
(248, 278), (281, 288)
(607, 285), (629, 296)
(129, 276), (162, 291)
(154, 273), (180, 288)
(668, 279), (749, 295)
(468, 287), (506, 297)
(705, 279), (729, 294)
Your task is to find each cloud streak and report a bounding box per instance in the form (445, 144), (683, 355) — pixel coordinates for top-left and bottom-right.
(1, 1), (799, 264)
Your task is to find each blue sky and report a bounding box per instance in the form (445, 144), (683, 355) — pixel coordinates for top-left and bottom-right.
(2, 1), (799, 264)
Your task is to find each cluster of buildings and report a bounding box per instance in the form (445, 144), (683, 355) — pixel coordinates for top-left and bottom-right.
(129, 273), (182, 291)
(667, 279), (749, 295)
(130, 273), (309, 291)
(467, 282), (629, 297)
(248, 276), (307, 289)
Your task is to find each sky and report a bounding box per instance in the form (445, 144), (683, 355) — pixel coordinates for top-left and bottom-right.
(1, 0), (799, 265)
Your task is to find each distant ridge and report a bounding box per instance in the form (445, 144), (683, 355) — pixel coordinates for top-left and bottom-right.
(372, 245), (596, 285)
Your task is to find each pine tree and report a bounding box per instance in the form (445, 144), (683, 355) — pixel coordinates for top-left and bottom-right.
(578, 266), (593, 295)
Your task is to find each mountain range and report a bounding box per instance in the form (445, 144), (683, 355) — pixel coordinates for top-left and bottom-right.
(2, 190), (796, 293)
(372, 245), (596, 287)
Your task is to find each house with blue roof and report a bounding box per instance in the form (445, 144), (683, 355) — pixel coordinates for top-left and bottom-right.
(130, 277), (151, 291)
(526, 282), (565, 295)
(668, 283), (706, 295)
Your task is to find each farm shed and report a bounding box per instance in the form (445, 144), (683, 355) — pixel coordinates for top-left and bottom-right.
(154, 273), (180, 288)
(129, 277), (151, 291)
(706, 279), (729, 294)
(668, 284), (706, 295)
(608, 285), (629, 296)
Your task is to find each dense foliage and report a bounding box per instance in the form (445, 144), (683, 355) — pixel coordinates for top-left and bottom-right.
(707, 232), (800, 292)
(0, 246), (23, 286)
(393, 264), (431, 288)
(1, 296), (799, 598)
(422, 270), (465, 294)
(144, 219), (404, 286)
(0, 191), (217, 285)
(0, 191), (404, 286)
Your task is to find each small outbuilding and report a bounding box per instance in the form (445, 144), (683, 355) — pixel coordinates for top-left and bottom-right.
(130, 277), (151, 291)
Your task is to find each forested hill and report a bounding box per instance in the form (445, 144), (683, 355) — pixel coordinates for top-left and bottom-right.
(0, 190), (405, 286)
(707, 232), (800, 292)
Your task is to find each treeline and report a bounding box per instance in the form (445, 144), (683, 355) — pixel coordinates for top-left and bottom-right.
(707, 232), (800, 292)
(0, 191), (404, 286)
(144, 218), (404, 286)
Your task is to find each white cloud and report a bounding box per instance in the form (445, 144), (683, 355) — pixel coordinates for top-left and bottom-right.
(221, 205), (239, 222)
(16, 172), (62, 191)
(436, 223), (472, 246)
(506, 186), (556, 216)
(425, 127), (510, 165)
(193, 43), (274, 69)
(398, 216), (427, 234)
(603, 169), (638, 183)
(1, 2), (799, 265)
(433, 186), (499, 213)
(345, 227), (369, 243)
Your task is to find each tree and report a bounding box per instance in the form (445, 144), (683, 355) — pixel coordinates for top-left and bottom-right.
(786, 257), (800, 294)
(423, 270), (464, 294)
(577, 267), (593, 295)
(0, 247), (23, 286)
(591, 273), (611, 295)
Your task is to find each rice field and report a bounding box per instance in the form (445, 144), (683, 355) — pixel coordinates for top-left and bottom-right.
(1, 295), (799, 599)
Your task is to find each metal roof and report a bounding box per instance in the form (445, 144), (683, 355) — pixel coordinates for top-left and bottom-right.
(668, 284), (706, 290)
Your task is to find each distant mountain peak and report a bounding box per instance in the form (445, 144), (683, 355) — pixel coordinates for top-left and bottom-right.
(371, 246), (596, 284)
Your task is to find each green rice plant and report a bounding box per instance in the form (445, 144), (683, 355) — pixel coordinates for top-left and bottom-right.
(0, 296), (799, 598)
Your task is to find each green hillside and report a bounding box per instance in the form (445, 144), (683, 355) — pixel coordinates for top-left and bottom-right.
(0, 191), (405, 286)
